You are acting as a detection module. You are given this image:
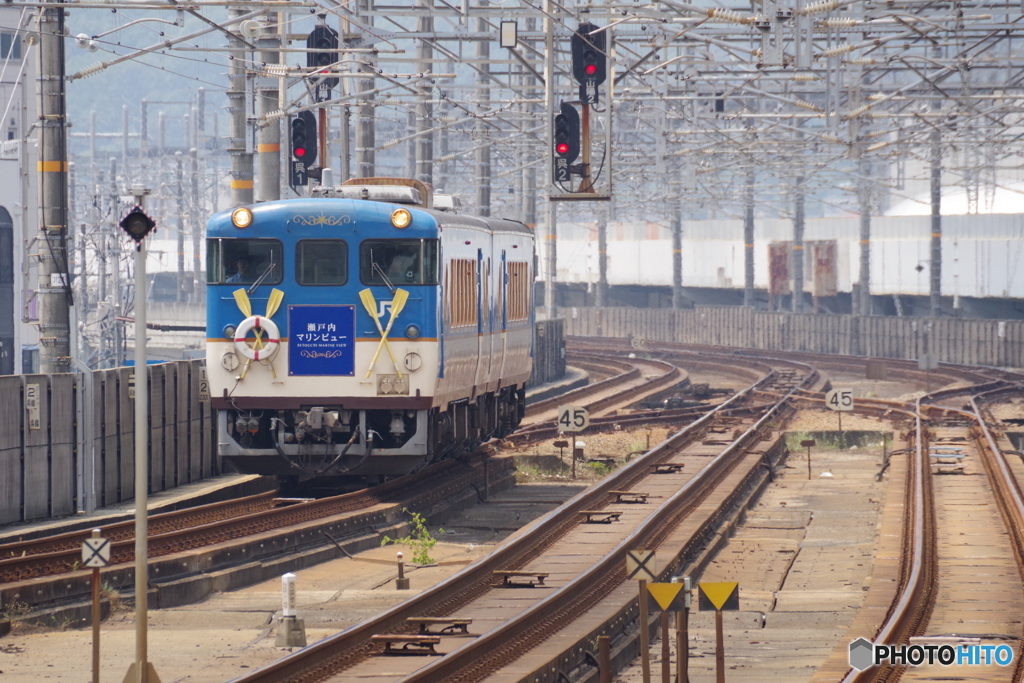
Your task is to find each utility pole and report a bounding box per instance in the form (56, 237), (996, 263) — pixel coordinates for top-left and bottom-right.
(858, 156), (871, 316)
(355, 0), (375, 179)
(743, 165), (755, 308)
(121, 186), (162, 683)
(597, 207), (608, 307)
(415, 0), (433, 186)
(671, 201), (683, 309)
(792, 173), (805, 314)
(175, 152), (185, 301)
(543, 0), (555, 317)
(38, 0), (71, 373)
(228, 8), (254, 205)
(257, 17), (281, 202)
(929, 127), (942, 318)
(475, 0), (491, 216)
(190, 148), (201, 301)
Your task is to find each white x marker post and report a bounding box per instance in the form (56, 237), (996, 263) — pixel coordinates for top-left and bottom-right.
(626, 550), (657, 683)
(82, 529), (111, 683)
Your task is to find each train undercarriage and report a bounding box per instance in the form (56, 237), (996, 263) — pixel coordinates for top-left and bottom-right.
(218, 386), (526, 480)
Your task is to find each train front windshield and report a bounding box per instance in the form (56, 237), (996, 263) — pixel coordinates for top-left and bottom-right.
(360, 239), (439, 286)
(207, 238), (284, 285)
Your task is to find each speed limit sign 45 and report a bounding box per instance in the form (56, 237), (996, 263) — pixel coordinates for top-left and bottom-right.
(557, 405), (590, 432)
(825, 388), (854, 411)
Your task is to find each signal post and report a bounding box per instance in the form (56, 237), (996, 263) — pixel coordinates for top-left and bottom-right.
(549, 22), (612, 202)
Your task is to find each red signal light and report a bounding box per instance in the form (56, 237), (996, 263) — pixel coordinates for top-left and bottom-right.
(585, 64), (597, 75)
(556, 143), (569, 155)
(295, 147), (306, 157)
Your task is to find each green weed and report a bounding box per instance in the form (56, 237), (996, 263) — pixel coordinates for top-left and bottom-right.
(380, 508), (442, 565)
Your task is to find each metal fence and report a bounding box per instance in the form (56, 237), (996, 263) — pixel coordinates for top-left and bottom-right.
(0, 360), (216, 525)
(557, 306), (1024, 368)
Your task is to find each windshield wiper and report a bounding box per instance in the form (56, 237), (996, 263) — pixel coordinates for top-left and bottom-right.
(372, 261), (396, 293)
(247, 258), (276, 294)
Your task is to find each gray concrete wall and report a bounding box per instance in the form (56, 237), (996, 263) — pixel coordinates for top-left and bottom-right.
(557, 306), (1024, 368)
(0, 359), (216, 525)
(529, 318), (566, 386)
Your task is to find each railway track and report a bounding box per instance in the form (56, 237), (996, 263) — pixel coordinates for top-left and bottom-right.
(12, 337), (1024, 683)
(0, 344), (758, 624)
(225, 359), (822, 683)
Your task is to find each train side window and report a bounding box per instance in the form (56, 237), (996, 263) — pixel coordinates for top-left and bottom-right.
(209, 239), (283, 285)
(360, 239), (439, 286)
(296, 240), (348, 285)
(447, 258), (477, 327)
(507, 261), (530, 321)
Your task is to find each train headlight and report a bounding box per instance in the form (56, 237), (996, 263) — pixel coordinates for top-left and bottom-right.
(223, 324), (237, 339)
(390, 208), (412, 229)
(405, 323), (420, 339)
(231, 207), (253, 228)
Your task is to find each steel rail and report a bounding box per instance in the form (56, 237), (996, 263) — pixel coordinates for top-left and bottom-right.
(398, 365), (819, 683)
(526, 356), (682, 420)
(225, 367), (786, 683)
(0, 457), (504, 583)
(969, 384), (1024, 682)
(0, 491), (279, 559)
(837, 380), (1024, 683)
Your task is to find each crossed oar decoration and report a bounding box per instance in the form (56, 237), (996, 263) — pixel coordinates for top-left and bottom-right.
(359, 288), (409, 378)
(233, 287), (284, 380)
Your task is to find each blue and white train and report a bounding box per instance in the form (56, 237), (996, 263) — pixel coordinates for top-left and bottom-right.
(206, 178), (535, 480)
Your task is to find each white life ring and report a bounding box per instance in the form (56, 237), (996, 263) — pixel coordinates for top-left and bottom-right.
(234, 315), (281, 361)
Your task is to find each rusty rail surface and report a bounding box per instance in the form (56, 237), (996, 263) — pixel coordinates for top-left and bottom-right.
(0, 492), (279, 561)
(0, 457), (500, 583)
(525, 355), (683, 421)
(840, 378), (1024, 683)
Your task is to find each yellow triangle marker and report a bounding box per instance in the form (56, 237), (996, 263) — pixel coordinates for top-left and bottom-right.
(699, 582), (739, 611)
(647, 583), (685, 611)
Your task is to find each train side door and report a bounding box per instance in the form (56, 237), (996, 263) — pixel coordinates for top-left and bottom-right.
(473, 248), (484, 395)
(498, 249), (508, 381)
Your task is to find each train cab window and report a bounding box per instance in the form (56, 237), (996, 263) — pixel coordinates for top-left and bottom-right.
(206, 238), (283, 285)
(296, 240), (348, 285)
(360, 239), (439, 286)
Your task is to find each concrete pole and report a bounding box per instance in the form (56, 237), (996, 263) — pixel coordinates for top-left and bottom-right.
(858, 156), (871, 316)
(929, 128), (942, 318)
(176, 153), (185, 302)
(415, 1), (433, 186)
(158, 112), (166, 156)
(597, 209), (608, 307)
(228, 7), (254, 205)
(475, 1), (491, 216)
(792, 174), (805, 314)
(191, 148), (201, 301)
(743, 166), (755, 308)
(97, 169), (107, 306)
(37, 1), (71, 374)
(671, 201), (683, 309)
(542, 0), (554, 316)
(545, 202), (557, 317)
(522, 16), (538, 228)
(122, 105), (129, 170)
(405, 111), (417, 180)
(355, 0), (376, 179)
(257, 19), (281, 202)
(140, 99), (149, 154)
(340, 106), (351, 182)
(109, 158), (121, 367)
(127, 187), (159, 683)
